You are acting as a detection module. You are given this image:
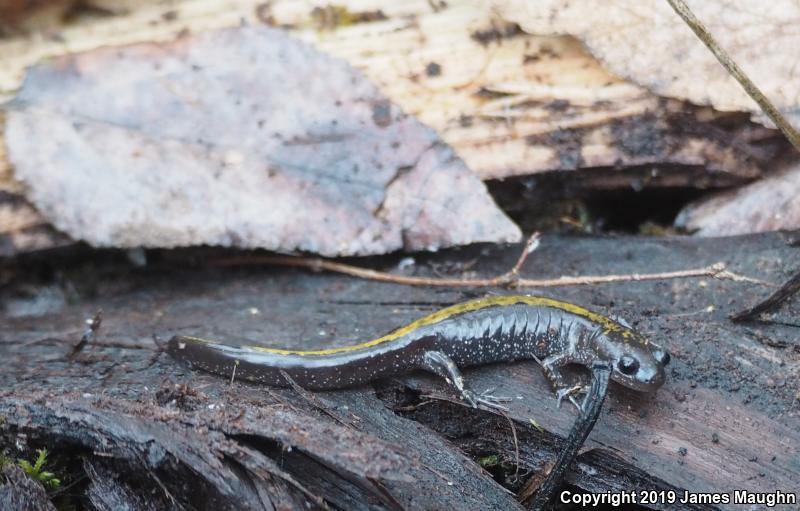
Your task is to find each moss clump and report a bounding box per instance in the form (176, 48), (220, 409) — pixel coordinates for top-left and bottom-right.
(477, 454), (500, 467)
(17, 448), (61, 489)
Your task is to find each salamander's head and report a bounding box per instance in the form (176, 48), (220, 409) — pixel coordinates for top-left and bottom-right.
(601, 327), (670, 392)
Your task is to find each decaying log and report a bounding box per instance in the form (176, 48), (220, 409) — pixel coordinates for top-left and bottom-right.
(0, 464), (57, 511)
(2, 233), (799, 510)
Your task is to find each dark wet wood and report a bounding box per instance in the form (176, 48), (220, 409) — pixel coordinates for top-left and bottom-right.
(0, 464), (57, 511)
(1, 233), (799, 510)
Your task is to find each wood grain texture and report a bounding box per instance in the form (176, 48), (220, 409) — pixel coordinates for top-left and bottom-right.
(1, 233), (798, 509)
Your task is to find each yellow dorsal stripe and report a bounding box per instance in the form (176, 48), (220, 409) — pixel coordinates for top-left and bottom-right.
(183, 295), (628, 357)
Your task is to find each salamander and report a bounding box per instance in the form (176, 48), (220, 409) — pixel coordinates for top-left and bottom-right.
(167, 295), (670, 410)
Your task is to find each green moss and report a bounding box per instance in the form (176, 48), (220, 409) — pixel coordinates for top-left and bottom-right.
(638, 221), (678, 236)
(17, 448), (61, 490)
(477, 454), (500, 467)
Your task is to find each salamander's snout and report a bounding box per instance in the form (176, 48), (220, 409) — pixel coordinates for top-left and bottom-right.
(653, 349), (670, 366)
(640, 346), (670, 387)
(625, 358), (665, 390)
(642, 365), (665, 387)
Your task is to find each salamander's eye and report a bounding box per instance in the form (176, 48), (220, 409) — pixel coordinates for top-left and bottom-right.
(618, 355), (639, 375)
(653, 350), (670, 366)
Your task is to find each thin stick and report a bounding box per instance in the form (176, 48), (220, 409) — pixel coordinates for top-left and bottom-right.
(504, 232), (541, 283)
(279, 370), (355, 429)
(68, 310), (103, 360)
(502, 411), (521, 483)
(214, 233), (771, 289)
(730, 268), (800, 322)
(229, 360), (239, 385)
(665, 0), (800, 153)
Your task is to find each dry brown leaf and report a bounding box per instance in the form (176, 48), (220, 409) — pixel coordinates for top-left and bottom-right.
(6, 26), (520, 256)
(0, 1), (777, 182)
(472, 92), (771, 183)
(0, 1), (784, 255)
(0, 0), (148, 33)
(496, 0), (800, 128)
(0, 0), (76, 32)
(676, 160), (800, 236)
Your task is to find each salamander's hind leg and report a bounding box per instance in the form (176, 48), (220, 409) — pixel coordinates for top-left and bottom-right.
(422, 351), (511, 411)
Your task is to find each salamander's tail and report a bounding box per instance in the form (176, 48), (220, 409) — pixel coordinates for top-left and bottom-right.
(167, 335), (295, 386)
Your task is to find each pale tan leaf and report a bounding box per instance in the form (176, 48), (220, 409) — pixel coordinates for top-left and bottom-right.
(676, 161), (800, 236)
(0, 1), (775, 187)
(496, 0), (800, 128)
(6, 26), (520, 256)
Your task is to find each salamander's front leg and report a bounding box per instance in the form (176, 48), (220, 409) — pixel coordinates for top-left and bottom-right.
(422, 351), (510, 411)
(540, 353), (587, 412)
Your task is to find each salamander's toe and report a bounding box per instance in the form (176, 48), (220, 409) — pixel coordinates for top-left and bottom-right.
(461, 388), (510, 411)
(556, 385), (586, 413)
(477, 388), (511, 411)
(476, 395), (510, 412)
(460, 389), (479, 408)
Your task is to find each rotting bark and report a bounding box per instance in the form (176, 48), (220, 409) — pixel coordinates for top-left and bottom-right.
(380, 387), (715, 511)
(0, 464), (57, 511)
(2, 233), (799, 510)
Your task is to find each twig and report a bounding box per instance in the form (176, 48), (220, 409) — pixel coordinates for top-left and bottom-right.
(68, 310), (103, 360)
(418, 391), (523, 489)
(392, 399), (436, 412)
(229, 360), (239, 384)
(528, 363), (612, 511)
(367, 477), (406, 511)
(138, 454), (182, 509)
(501, 232), (541, 285)
(502, 411), (521, 483)
(279, 370), (356, 429)
(214, 233), (771, 289)
(422, 463), (455, 487)
(665, 0), (800, 153)
(730, 268), (800, 322)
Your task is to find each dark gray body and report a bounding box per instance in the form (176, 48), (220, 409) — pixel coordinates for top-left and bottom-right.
(167, 296), (670, 405)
